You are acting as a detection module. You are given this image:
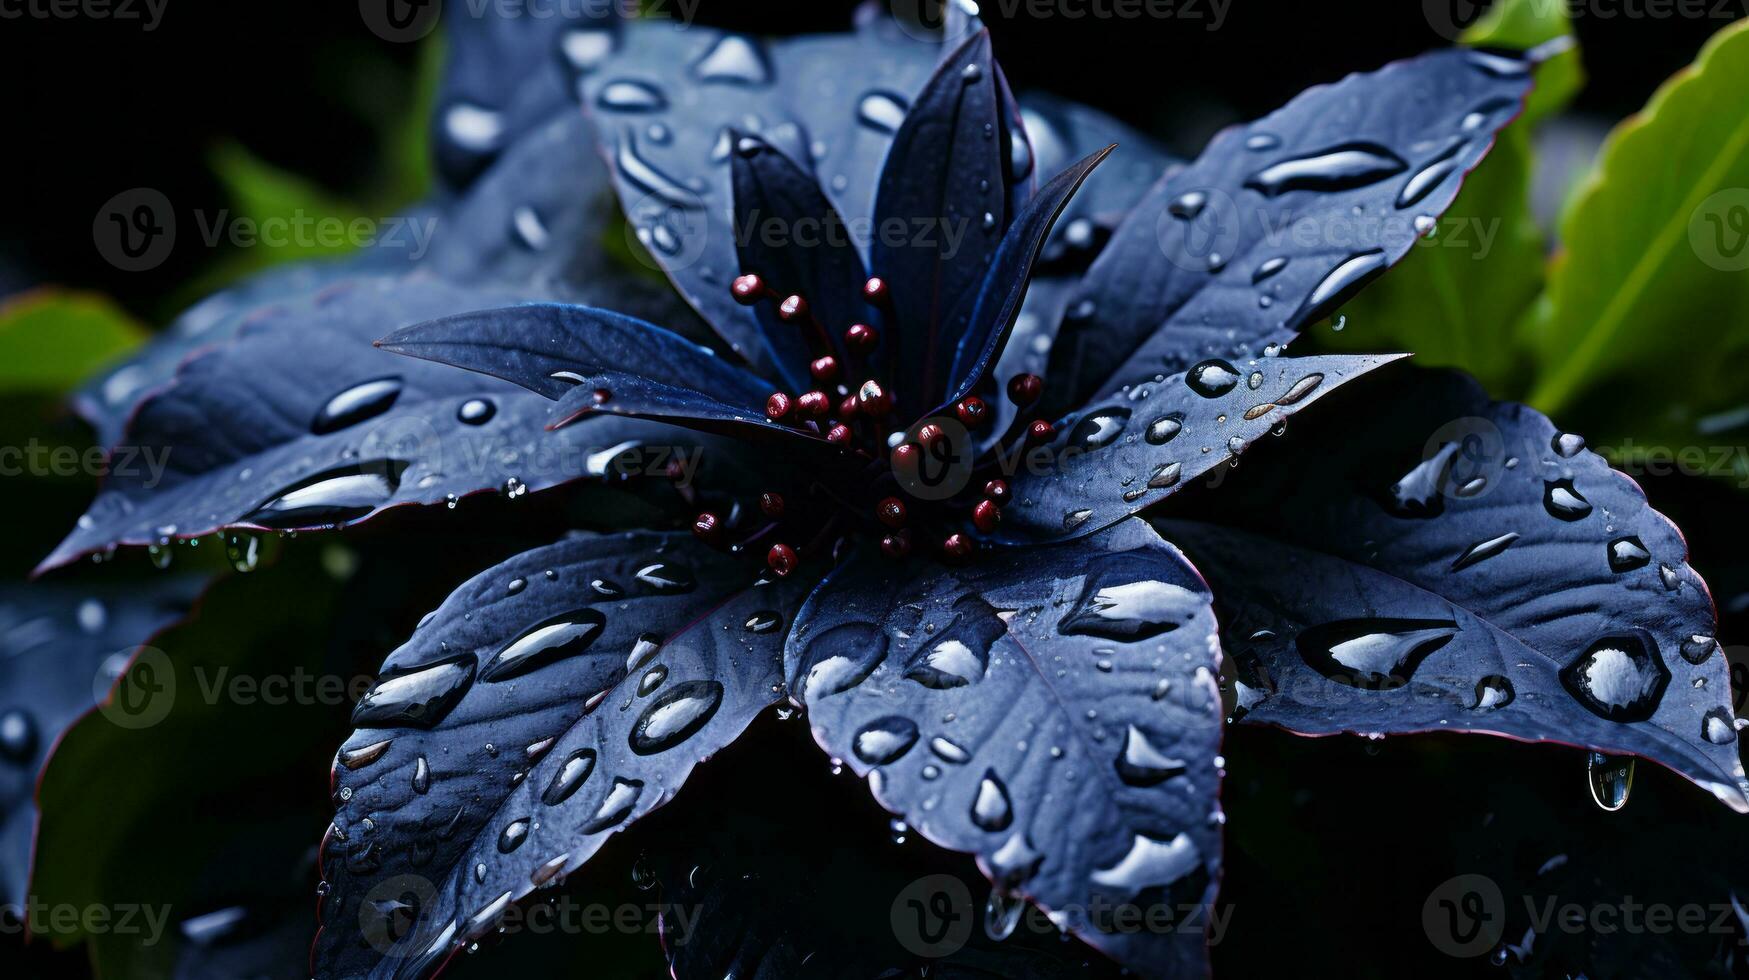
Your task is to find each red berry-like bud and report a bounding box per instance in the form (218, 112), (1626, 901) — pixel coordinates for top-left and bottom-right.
(955, 397), (989, 428)
(778, 295), (809, 322)
(862, 277), (890, 306)
(1008, 373), (1044, 405)
(692, 512), (722, 544)
(880, 530), (912, 559)
(890, 442), (919, 473)
(810, 356), (839, 383)
(845, 323), (879, 354)
(942, 533), (972, 559)
(917, 423), (945, 448)
(767, 543), (798, 577)
(838, 395), (859, 418)
(826, 423), (853, 444)
(1026, 419), (1056, 445)
(592, 388), (612, 405)
(797, 391), (830, 416)
(972, 499), (1000, 533)
(765, 392), (793, 420)
(857, 379), (891, 416)
(731, 274), (764, 305)
(759, 491), (785, 518)
(876, 496), (907, 528)
(983, 479), (1010, 504)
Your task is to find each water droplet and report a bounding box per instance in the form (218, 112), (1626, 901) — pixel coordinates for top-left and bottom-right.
(1062, 508), (1093, 531)
(1296, 250), (1387, 324)
(597, 79), (668, 112)
(245, 463), (404, 529)
(635, 563), (695, 593)
(930, 736), (970, 764)
(339, 739), (391, 770)
(224, 532), (259, 573)
(614, 133), (703, 209)
(1543, 480), (1592, 521)
(482, 611), (607, 682)
(444, 103), (503, 153)
(411, 756), (431, 794)
(1148, 462), (1182, 490)
(691, 35), (770, 85)
(1586, 752), (1634, 811)
(560, 27), (615, 74)
(0, 710), (37, 763)
(1061, 562), (1206, 641)
(584, 777), (644, 831)
(905, 596), (1003, 690)
(1244, 133), (1280, 151)
(1452, 532), (1519, 571)
(1068, 408), (1130, 451)
(1167, 191), (1207, 220)
(541, 749), (597, 805)
(498, 818), (530, 853)
(1395, 140), (1466, 208)
(1681, 635), (1718, 665)
(853, 716), (920, 765)
(353, 656), (475, 729)
(510, 205), (549, 250)
(1186, 359), (1241, 398)
(1090, 833), (1201, 892)
(1295, 618), (1460, 688)
(1468, 50), (1530, 77)
(1562, 634), (1669, 722)
(1704, 708), (1737, 745)
(629, 680), (723, 754)
(1607, 536), (1650, 572)
(1472, 675), (1514, 711)
(1115, 725), (1186, 785)
(1552, 432), (1586, 458)
(796, 623), (888, 698)
(1245, 143), (1406, 196)
(984, 890), (1024, 941)
(1146, 414), (1184, 444)
(971, 770), (1013, 831)
(744, 610), (783, 634)
(857, 90), (909, 134)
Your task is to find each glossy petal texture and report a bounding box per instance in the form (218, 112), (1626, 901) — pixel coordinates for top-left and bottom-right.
(1154, 367), (1749, 811)
(871, 30), (1019, 417)
(943, 145), (1113, 406)
(0, 579), (202, 904)
(999, 353), (1406, 543)
(41, 279), (688, 572)
(786, 519), (1223, 977)
(379, 303), (822, 442)
(576, 15), (950, 375)
(728, 134), (869, 390)
(315, 531), (806, 979)
(1045, 47), (1533, 413)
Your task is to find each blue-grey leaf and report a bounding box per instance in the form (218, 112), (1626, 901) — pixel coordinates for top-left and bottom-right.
(786, 519), (1223, 978)
(728, 134), (870, 391)
(315, 531), (807, 979)
(1154, 367), (1749, 811)
(0, 578), (203, 905)
(42, 279), (697, 572)
(1045, 47), (1532, 414)
(999, 353), (1406, 543)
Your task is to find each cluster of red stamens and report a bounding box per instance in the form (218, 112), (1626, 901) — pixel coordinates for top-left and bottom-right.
(691, 272), (1056, 578)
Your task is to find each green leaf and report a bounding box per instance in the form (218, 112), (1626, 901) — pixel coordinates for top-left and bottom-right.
(0, 290), (145, 394)
(1462, 0), (1584, 125)
(1524, 20), (1749, 446)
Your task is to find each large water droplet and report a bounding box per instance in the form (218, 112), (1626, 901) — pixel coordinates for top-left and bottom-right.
(796, 623), (888, 698)
(1145, 414), (1184, 444)
(584, 778), (644, 831)
(1060, 561), (1205, 642)
(1295, 250), (1387, 324)
(596, 79), (668, 112)
(1068, 408), (1130, 451)
(1681, 635), (1718, 665)
(1607, 536), (1650, 572)
(1561, 634), (1669, 722)
(1704, 707), (1737, 745)
(614, 132), (704, 209)
(1587, 752), (1634, 811)
(1473, 675), (1515, 711)
(1090, 833), (1201, 892)
(629, 680), (723, 754)
(481, 610), (607, 682)
(857, 91), (909, 133)
(498, 818), (530, 853)
(1115, 725), (1186, 786)
(353, 656), (476, 729)
(854, 716), (920, 765)
(906, 596), (1004, 690)
(691, 35), (770, 85)
(1543, 480), (1592, 521)
(1387, 443), (1460, 518)
(245, 463), (404, 529)
(1394, 140), (1466, 208)
(1245, 144), (1406, 196)
(1452, 532), (1519, 571)
(1295, 618), (1460, 689)
(541, 748), (597, 806)
(971, 770), (1013, 831)
(1186, 360), (1241, 398)
(312, 377), (402, 435)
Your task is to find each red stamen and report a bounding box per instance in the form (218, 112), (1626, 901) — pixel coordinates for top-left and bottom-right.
(810, 356), (840, 383)
(881, 530), (912, 559)
(984, 479), (1010, 505)
(858, 380), (891, 417)
(760, 491), (786, 518)
(876, 496), (907, 528)
(942, 533), (972, 559)
(767, 543), (798, 577)
(972, 499), (1000, 533)
(778, 295), (809, 322)
(692, 512), (722, 544)
(863, 277), (890, 306)
(838, 394), (859, 418)
(955, 397), (989, 428)
(826, 423), (853, 444)
(731, 274), (765, 305)
(765, 392), (793, 421)
(845, 323), (879, 354)
(1026, 419), (1056, 445)
(797, 391), (830, 417)
(917, 423), (946, 449)
(890, 442), (919, 474)
(1008, 373), (1044, 405)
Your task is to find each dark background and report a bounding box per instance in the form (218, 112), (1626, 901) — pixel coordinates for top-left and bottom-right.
(0, 0), (1738, 317)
